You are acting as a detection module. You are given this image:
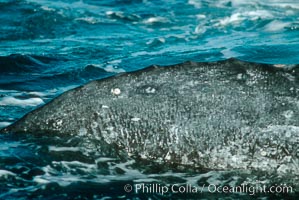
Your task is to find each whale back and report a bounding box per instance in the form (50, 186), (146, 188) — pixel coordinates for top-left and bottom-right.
(1, 59), (299, 174)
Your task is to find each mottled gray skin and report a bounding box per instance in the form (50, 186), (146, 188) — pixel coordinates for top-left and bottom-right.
(1, 59), (299, 175)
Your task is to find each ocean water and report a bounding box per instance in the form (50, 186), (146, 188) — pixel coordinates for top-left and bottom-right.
(0, 0), (299, 199)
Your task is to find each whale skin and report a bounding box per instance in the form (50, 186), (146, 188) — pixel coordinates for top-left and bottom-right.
(1, 58), (299, 175)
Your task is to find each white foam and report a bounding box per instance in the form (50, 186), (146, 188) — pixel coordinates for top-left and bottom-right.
(188, 0), (201, 8)
(28, 91), (52, 97)
(245, 10), (273, 20)
(40, 6), (56, 12)
(48, 146), (81, 152)
(95, 157), (117, 163)
(219, 13), (244, 26)
(0, 89), (19, 93)
(221, 48), (244, 58)
(0, 89), (58, 97)
(131, 51), (149, 57)
(0, 97), (44, 107)
(143, 17), (168, 24)
(264, 20), (290, 32)
(196, 14), (206, 19)
(0, 122), (11, 128)
(146, 37), (166, 45)
(107, 59), (122, 65)
(34, 177), (50, 184)
(218, 10), (273, 27)
(75, 17), (99, 24)
(0, 170), (15, 178)
(104, 65), (126, 73)
(106, 11), (114, 15)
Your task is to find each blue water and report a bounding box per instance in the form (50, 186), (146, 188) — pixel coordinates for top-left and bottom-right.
(0, 0), (299, 199)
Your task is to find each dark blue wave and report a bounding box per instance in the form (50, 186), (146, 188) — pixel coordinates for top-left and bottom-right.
(0, 54), (62, 73)
(0, 54), (114, 91)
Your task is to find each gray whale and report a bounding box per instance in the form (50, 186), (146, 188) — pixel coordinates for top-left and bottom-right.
(1, 59), (299, 175)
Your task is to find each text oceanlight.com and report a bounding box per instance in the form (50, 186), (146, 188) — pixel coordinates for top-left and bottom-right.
(124, 182), (293, 196)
